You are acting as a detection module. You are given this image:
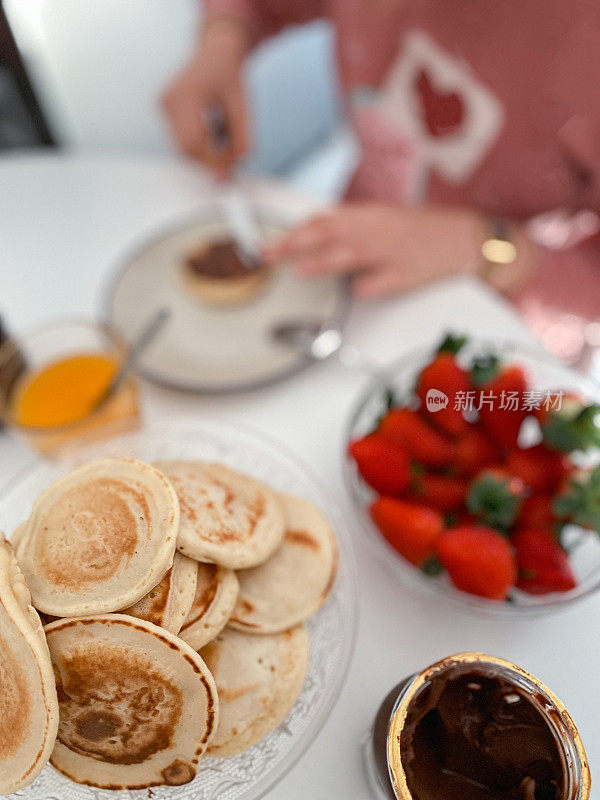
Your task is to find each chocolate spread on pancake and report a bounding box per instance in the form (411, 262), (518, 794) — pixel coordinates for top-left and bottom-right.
(399, 668), (566, 800)
(186, 241), (254, 280)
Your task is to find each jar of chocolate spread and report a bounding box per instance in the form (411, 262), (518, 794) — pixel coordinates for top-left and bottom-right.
(0, 317), (25, 428)
(365, 653), (591, 800)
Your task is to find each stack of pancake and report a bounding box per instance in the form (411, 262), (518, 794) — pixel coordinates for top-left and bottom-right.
(0, 456), (338, 793)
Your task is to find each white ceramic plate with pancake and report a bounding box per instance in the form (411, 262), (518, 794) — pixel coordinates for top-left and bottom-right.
(105, 203), (350, 393)
(0, 422), (357, 800)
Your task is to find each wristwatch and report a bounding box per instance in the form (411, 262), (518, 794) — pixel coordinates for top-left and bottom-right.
(480, 218), (517, 279)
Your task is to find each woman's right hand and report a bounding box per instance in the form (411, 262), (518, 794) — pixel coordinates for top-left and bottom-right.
(161, 17), (251, 176)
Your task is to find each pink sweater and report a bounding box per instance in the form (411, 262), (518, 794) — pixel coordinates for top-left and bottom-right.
(206, 0), (600, 353)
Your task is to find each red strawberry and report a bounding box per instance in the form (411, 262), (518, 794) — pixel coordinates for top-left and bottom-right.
(472, 357), (529, 448)
(436, 525), (517, 600)
(505, 444), (571, 494)
(349, 434), (410, 495)
(417, 335), (470, 436)
(454, 427), (499, 477)
(410, 471), (468, 512)
(512, 528), (576, 594)
(466, 468), (526, 530)
(378, 408), (455, 467)
(519, 494), (557, 529)
(370, 497), (444, 566)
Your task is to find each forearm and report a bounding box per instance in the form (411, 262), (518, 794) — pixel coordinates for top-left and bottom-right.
(203, 0), (325, 48)
(193, 14), (252, 68)
(202, 0), (261, 48)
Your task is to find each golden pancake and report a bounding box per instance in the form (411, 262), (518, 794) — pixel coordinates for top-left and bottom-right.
(8, 521), (28, 558)
(155, 461), (285, 569)
(0, 537), (59, 795)
(45, 614), (218, 789)
(180, 248), (270, 307)
(179, 563), (239, 650)
(10, 525), (198, 632)
(229, 492), (338, 634)
(17, 458), (179, 617)
(200, 626), (309, 757)
(122, 552), (198, 635)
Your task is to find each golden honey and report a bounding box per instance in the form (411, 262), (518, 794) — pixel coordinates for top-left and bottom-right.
(13, 353), (117, 429)
(9, 353), (139, 454)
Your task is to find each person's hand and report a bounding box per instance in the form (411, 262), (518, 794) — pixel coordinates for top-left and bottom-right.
(264, 203), (534, 297)
(161, 17), (251, 176)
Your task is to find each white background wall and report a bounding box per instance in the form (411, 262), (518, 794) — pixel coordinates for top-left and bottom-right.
(4, 0), (349, 178)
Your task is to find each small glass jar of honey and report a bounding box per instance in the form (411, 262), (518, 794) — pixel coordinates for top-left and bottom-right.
(0, 319), (140, 454)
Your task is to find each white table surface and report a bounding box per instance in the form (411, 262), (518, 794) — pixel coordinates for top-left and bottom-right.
(1, 153), (598, 799)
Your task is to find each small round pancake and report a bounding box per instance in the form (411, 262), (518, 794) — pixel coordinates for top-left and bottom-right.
(8, 521), (28, 557)
(122, 552), (198, 634)
(0, 537), (59, 795)
(155, 461), (285, 569)
(17, 458), (179, 617)
(45, 614), (218, 790)
(9, 524), (57, 626)
(179, 563), (239, 650)
(200, 625), (309, 757)
(229, 492), (338, 634)
(180, 253), (270, 307)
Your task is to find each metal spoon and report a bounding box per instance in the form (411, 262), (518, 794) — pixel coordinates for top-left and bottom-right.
(93, 307), (171, 410)
(271, 319), (382, 376)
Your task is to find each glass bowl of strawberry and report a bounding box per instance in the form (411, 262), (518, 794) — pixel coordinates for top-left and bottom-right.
(345, 333), (600, 615)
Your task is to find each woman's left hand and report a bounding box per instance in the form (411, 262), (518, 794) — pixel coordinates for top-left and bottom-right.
(263, 203), (484, 297)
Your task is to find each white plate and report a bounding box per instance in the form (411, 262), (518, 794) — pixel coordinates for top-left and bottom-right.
(0, 421), (357, 800)
(105, 204), (349, 393)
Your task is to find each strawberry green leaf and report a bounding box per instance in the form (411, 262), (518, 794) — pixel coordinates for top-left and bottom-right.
(383, 387), (397, 410)
(374, 387), (399, 430)
(543, 404), (600, 453)
(554, 466), (600, 533)
(466, 473), (522, 530)
(519, 568), (538, 580)
(471, 354), (501, 388)
(422, 556), (443, 576)
(437, 333), (467, 355)
(410, 462), (426, 480)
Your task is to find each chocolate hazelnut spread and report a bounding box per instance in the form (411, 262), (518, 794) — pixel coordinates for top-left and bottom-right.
(399, 668), (567, 800)
(186, 241), (254, 280)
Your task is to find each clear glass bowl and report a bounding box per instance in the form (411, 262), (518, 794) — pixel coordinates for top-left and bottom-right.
(0, 421), (358, 800)
(0, 318), (140, 455)
(343, 337), (600, 617)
